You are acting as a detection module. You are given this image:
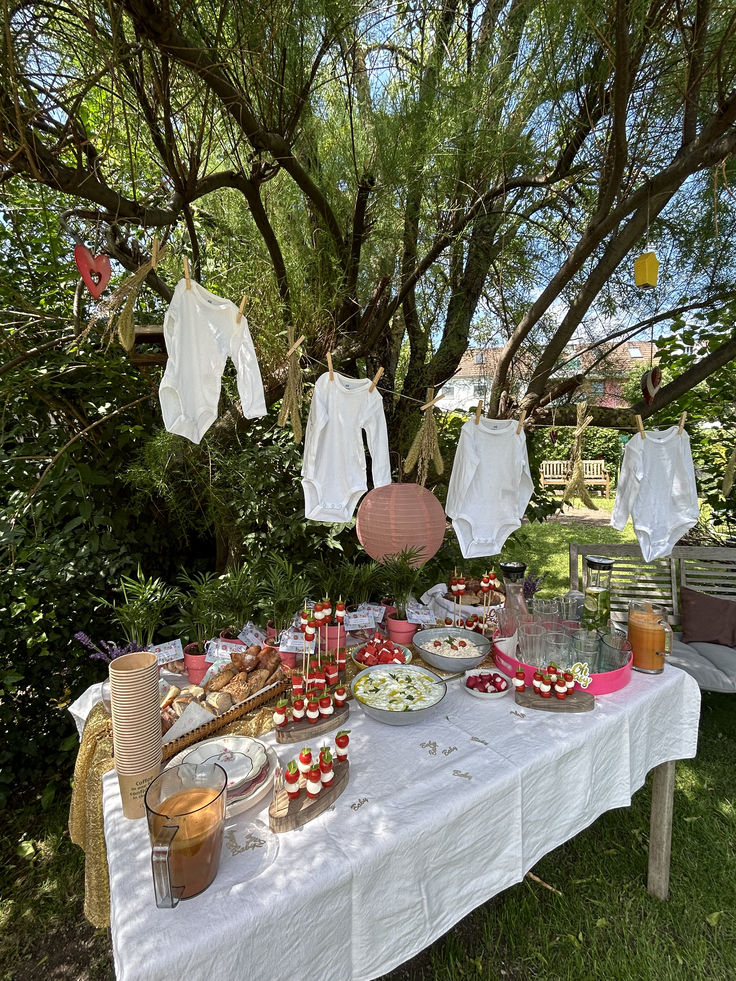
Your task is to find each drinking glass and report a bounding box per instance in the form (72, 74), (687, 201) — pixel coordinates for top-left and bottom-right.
(556, 594), (582, 623)
(519, 623), (547, 667)
(497, 607), (518, 638)
(546, 630), (572, 671)
(569, 627), (601, 666)
(530, 597), (560, 629)
(598, 632), (633, 672)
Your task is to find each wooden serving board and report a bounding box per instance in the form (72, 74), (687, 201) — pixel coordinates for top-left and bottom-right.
(269, 760), (349, 832)
(275, 702), (349, 744)
(514, 688), (594, 713)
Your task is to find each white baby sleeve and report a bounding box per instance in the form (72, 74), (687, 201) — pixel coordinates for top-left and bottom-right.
(232, 314), (267, 419)
(301, 375), (330, 479)
(517, 436), (535, 516)
(363, 393), (392, 488)
(611, 438), (642, 530)
(672, 432), (699, 521)
(446, 424), (480, 518)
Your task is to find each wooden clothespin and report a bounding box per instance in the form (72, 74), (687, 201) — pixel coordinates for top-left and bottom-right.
(285, 334), (306, 358)
(183, 257), (191, 289)
(369, 366), (384, 392)
(236, 295), (247, 324)
(151, 237), (160, 271)
(475, 401), (483, 425)
(516, 409), (526, 434)
(574, 414), (594, 438)
(635, 415), (646, 439)
(678, 411), (687, 433)
(420, 393), (444, 411)
(326, 351), (334, 381)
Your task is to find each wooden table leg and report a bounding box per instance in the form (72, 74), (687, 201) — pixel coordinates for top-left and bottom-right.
(648, 760), (676, 900)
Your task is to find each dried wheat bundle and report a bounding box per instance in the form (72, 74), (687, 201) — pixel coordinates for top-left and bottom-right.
(563, 403), (597, 509)
(722, 444), (736, 498)
(81, 244), (169, 350)
(277, 327), (304, 443)
(404, 388), (444, 486)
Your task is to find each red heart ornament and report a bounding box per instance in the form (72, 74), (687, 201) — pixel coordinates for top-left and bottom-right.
(74, 244), (112, 300)
(640, 366), (662, 405)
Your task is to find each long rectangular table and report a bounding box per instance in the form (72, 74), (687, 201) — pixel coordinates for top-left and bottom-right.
(103, 665), (700, 981)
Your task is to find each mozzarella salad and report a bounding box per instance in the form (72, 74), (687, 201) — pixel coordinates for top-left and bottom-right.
(353, 667), (444, 712)
(419, 636), (485, 659)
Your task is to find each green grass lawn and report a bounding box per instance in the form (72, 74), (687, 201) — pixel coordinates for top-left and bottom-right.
(2, 510), (733, 981)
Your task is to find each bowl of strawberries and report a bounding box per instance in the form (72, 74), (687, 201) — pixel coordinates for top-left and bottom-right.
(351, 635), (413, 669)
(463, 669), (510, 699)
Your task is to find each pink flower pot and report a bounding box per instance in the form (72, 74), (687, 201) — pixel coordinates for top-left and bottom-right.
(386, 615), (417, 645)
(322, 623), (346, 653)
(278, 649), (297, 669)
(219, 630), (245, 645)
(183, 642), (208, 685)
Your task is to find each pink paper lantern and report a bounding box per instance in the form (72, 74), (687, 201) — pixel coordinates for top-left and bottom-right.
(356, 483), (447, 566)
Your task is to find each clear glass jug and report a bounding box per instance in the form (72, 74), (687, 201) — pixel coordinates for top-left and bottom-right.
(581, 556), (613, 630)
(145, 762), (227, 908)
(499, 561), (529, 627)
(627, 601), (672, 674)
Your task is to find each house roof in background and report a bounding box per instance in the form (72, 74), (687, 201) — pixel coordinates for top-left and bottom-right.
(452, 340), (658, 380)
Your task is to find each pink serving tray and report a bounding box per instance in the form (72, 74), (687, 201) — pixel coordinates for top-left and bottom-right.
(492, 636), (632, 695)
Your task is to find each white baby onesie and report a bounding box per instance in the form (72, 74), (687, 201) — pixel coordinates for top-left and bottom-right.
(610, 427), (698, 562)
(301, 371), (391, 522)
(158, 279), (266, 444)
(446, 418), (534, 558)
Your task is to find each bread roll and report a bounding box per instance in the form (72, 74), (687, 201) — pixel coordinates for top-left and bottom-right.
(172, 694), (195, 717)
(244, 667), (270, 696)
(231, 649), (258, 672)
(223, 673), (251, 704)
(204, 665), (238, 692)
(160, 685), (180, 710)
(256, 649), (281, 674)
(205, 691), (233, 714)
(180, 684), (205, 700)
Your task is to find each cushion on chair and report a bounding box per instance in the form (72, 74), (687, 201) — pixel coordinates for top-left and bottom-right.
(668, 635), (736, 693)
(680, 587), (736, 647)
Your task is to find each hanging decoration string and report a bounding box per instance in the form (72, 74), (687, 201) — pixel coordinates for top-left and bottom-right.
(404, 387), (444, 486)
(82, 242), (169, 350)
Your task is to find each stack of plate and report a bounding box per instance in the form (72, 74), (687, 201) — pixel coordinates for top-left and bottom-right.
(167, 736), (277, 816)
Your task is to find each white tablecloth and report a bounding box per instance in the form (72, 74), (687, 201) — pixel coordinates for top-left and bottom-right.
(103, 665), (700, 981)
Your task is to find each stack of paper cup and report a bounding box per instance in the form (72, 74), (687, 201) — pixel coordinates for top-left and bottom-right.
(109, 651), (162, 819)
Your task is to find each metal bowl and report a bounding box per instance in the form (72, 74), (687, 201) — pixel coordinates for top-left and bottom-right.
(412, 627), (491, 672)
(350, 664), (447, 726)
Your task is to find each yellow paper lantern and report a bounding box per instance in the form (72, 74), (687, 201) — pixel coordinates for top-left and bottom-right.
(634, 251), (660, 288)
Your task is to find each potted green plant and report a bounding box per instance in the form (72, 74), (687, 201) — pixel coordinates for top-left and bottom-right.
(259, 553), (310, 646)
(176, 570), (226, 683)
(97, 567), (179, 648)
(379, 546), (426, 644)
(216, 563), (259, 642)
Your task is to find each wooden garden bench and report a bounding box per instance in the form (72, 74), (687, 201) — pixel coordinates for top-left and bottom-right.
(569, 541), (736, 693)
(540, 459), (611, 497)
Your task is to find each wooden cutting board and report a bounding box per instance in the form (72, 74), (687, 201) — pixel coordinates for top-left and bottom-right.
(269, 760), (349, 832)
(514, 688), (594, 713)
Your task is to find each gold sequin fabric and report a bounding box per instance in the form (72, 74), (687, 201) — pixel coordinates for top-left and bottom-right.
(67, 668), (361, 928)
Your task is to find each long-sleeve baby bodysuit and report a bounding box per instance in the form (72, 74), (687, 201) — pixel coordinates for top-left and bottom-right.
(446, 418), (534, 558)
(611, 427), (699, 561)
(301, 371), (391, 522)
(158, 279), (266, 444)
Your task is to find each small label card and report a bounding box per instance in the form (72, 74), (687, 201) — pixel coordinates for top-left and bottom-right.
(406, 602), (436, 626)
(205, 638), (245, 663)
(279, 626), (315, 654)
(359, 602), (386, 623)
(238, 622), (267, 647)
(149, 639), (184, 666)
(344, 609), (375, 631)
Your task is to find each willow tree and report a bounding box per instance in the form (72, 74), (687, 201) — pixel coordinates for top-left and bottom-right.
(2, 0), (736, 445)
